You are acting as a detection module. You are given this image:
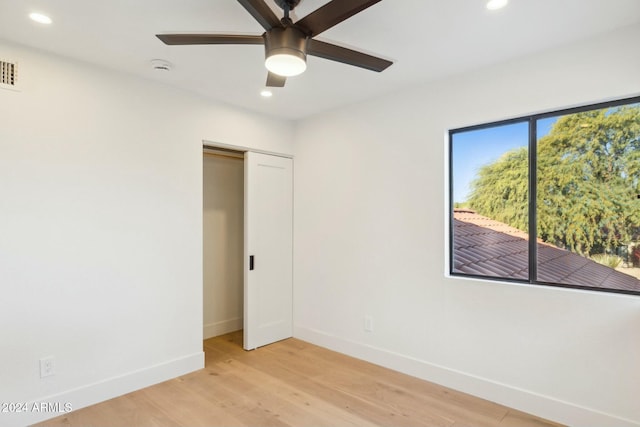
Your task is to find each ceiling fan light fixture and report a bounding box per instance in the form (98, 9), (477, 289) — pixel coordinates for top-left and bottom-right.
(264, 26), (308, 77)
(265, 51), (307, 77)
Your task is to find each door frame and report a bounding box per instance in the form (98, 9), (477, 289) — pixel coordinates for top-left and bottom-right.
(203, 141), (293, 160)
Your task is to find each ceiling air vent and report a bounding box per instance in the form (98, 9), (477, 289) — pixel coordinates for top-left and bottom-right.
(1, 59), (19, 91)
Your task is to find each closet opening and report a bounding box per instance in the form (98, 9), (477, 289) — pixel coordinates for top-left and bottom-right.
(202, 146), (245, 348)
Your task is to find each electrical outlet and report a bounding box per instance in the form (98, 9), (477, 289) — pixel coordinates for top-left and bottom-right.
(364, 315), (374, 332)
(40, 356), (55, 378)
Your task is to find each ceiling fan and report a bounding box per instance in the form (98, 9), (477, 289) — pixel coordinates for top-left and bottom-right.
(156, 0), (392, 87)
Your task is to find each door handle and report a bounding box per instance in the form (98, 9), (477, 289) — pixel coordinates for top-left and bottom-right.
(249, 255), (255, 271)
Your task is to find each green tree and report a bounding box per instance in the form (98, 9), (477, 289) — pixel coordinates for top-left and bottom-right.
(538, 106), (640, 255)
(468, 147), (529, 232)
(468, 105), (640, 256)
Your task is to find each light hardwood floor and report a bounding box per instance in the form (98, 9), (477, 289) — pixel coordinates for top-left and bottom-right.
(34, 331), (563, 427)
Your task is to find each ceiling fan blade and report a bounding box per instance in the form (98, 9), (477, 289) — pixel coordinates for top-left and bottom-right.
(266, 72), (286, 87)
(295, 0), (382, 37)
(307, 39), (392, 72)
(237, 0), (281, 31)
(156, 34), (264, 45)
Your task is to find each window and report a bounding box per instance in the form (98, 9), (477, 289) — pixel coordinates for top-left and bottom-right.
(450, 96), (640, 295)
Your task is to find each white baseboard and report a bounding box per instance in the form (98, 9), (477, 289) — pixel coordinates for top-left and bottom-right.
(294, 325), (639, 427)
(3, 351), (204, 427)
(203, 317), (243, 339)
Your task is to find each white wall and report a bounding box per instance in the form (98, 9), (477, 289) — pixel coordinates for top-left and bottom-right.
(0, 41), (293, 427)
(293, 24), (640, 427)
(203, 154), (244, 339)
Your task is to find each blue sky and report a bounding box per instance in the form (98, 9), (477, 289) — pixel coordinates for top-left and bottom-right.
(451, 117), (556, 203)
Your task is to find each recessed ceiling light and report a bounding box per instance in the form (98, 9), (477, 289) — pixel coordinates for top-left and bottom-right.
(260, 89), (273, 98)
(29, 12), (52, 24)
(486, 0), (508, 10)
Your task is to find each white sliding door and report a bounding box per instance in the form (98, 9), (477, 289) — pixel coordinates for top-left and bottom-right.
(243, 152), (293, 350)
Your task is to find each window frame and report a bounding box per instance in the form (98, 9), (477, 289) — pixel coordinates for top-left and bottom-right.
(448, 95), (640, 296)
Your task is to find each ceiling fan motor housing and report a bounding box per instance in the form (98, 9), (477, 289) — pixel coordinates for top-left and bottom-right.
(264, 26), (308, 65)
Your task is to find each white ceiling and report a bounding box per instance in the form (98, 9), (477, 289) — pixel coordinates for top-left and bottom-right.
(1, 0), (640, 120)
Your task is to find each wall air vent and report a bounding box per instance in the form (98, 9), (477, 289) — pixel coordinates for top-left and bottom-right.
(1, 59), (20, 91)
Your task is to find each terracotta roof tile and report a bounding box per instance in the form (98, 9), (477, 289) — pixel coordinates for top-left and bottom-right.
(452, 209), (640, 291)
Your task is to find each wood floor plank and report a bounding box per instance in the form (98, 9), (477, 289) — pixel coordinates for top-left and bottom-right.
(33, 332), (563, 427)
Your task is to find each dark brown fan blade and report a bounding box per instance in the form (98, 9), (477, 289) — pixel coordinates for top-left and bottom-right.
(307, 39), (392, 72)
(295, 0), (382, 37)
(237, 0), (281, 31)
(266, 72), (286, 87)
(156, 34), (264, 45)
